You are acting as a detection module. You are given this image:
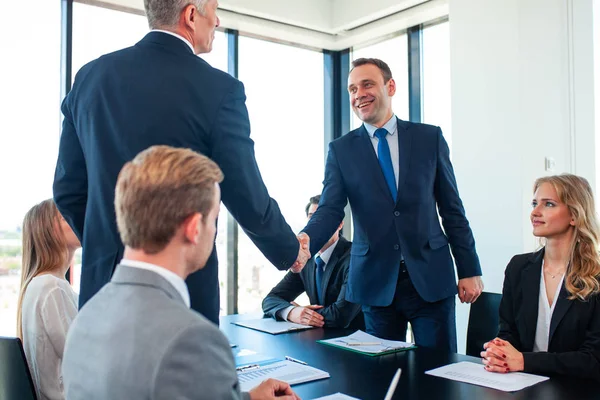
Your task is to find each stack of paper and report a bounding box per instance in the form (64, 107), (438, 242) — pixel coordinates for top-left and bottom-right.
(318, 330), (416, 356)
(232, 318), (315, 334)
(425, 361), (549, 392)
(237, 360), (329, 392)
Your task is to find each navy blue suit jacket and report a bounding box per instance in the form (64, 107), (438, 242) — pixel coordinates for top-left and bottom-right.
(261, 237), (364, 329)
(53, 32), (299, 324)
(303, 118), (481, 306)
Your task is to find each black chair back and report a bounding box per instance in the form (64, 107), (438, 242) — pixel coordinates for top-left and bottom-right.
(0, 337), (37, 400)
(466, 292), (502, 357)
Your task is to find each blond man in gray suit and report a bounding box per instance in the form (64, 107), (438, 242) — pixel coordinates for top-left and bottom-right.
(62, 146), (299, 400)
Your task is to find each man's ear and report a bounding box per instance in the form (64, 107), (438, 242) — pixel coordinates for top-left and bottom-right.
(184, 213), (203, 244)
(387, 78), (396, 97)
(181, 4), (196, 30)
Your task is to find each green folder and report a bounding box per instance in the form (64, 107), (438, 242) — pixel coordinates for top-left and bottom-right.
(317, 331), (417, 357)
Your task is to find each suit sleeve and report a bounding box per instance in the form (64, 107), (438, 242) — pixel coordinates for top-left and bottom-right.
(433, 128), (482, 279)
(153, 323), (249, 400)
(521, 296), (600, 381)
(262, 272), (306, 320)
(317, 253), (362, 328)
(210, 80), (298, 270)
(302, 143), (348, 255)
(53, 97), (88, 240)
(497, 258), (522, 349)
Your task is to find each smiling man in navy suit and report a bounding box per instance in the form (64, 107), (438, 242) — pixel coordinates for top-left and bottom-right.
(53, 0), (308, 325)
(299, 58), (484, 352)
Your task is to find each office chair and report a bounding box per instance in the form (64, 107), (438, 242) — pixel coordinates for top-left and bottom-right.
(465, 292), (502, 357)
(0, 337), (37, 400)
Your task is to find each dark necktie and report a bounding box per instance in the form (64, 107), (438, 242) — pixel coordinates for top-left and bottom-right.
(374, 128), (397, 201)
(315, 256), (325, 305)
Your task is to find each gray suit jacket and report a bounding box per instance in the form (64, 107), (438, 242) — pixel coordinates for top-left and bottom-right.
(62, 265), (249, 399)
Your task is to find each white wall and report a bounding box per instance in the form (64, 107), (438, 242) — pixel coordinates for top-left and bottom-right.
(449, 0), (595, 353)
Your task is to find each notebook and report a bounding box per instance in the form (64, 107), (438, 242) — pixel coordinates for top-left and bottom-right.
(318, 330), (416, 356)
(236, 359), (330, 392)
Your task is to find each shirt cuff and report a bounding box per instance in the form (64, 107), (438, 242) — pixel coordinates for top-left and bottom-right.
(278, 305), (296, 321)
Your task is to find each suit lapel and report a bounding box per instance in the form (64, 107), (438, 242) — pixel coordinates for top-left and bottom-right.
(353, 126), (395, 203)
(303, 259), (318, 304)
(320, 250), (340, 305)
(549, 285), (573, 346)
(395, 118), (412, 201)
(521, 250), (544, 350)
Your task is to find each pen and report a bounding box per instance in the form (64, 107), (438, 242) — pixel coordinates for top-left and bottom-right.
(285, 356), (308, 365)
(346, 342), (382, 346)
(384, 368), (402, 400)
(236, 364), (260, 372)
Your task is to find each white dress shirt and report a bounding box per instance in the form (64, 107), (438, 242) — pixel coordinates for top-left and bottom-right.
(279, 239), (340, 321)
(533, 261), (565, 352)
(152, 29), (195, 53)
(364, 114), (400, 189)
(119, 259), (190, 308)
(21, 274), (78, 400)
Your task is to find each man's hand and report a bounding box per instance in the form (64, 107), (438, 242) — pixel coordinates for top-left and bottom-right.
(457, 276), (484, 303)
(248, 378), (300, 400)
(287, 305), (324, 327)
(291, 233), (311, 273)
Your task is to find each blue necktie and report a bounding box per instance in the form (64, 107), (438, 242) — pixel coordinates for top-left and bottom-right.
(374, 128), (397, 201)
(315, 256), (325, 305)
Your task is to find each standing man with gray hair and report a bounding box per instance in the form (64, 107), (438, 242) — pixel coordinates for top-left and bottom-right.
(53, 0), (309, 324)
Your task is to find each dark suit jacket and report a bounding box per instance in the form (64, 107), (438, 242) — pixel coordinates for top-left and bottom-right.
(53, 32), (298, 324)
(303, 119), (481, 306)
(498, 249), (600, 381)
(261, 237), (363, 329)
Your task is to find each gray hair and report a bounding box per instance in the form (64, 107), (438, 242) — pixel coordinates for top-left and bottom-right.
(144, 0), (208, 29)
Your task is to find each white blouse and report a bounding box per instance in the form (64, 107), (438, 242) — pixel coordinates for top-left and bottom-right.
(21, 274), (78, 400)
(533, 262), (565, 352)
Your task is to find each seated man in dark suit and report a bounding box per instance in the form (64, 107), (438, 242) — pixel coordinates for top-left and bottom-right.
(63, 146), (298, 400)
(262, 195), (363, 329)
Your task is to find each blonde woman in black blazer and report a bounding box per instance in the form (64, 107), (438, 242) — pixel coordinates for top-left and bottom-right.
(482, 174), (600, 381)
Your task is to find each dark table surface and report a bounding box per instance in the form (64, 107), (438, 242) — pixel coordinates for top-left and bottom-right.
(220, 314), (600, 400)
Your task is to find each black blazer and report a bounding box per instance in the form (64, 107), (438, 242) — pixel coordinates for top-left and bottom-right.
(53, 32), (299, 324)
(262, 237), (363, 329)
(498, 249), (600, 381)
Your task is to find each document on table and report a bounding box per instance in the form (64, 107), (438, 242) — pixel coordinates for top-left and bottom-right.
(236, 360), (329, 392)
(425, 361), (549, 392)
(312, 393), (361, 400)
(318, 330), (416, 356)
(232, 318), (315, 334)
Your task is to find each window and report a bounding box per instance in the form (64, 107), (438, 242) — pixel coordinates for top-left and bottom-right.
(422, 21), (452, 149)
(236, 36), (324, 313)
(0, 0), (61, 336)
(72, 3), (149, 79)
(351, 34), (409, 129)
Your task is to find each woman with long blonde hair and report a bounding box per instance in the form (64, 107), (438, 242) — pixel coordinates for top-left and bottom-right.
(17, 199), (80, 400)
(481, 174), (600, 381)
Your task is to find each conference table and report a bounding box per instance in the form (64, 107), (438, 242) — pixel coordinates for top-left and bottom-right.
(220, 314), (600, 400)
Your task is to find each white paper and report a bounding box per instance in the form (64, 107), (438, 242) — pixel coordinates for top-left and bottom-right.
(425, 361), (549, 392)
(320, 330), (414, 353)
(232, 319), (315, 334)
(312, 393), (361, 400)
(237, 360), (329, 392)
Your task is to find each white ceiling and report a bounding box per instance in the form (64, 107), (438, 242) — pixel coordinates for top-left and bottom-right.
(82, 0), (448, 50)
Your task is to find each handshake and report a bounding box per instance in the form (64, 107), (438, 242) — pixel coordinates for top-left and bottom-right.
(290, 232), (311, 273)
